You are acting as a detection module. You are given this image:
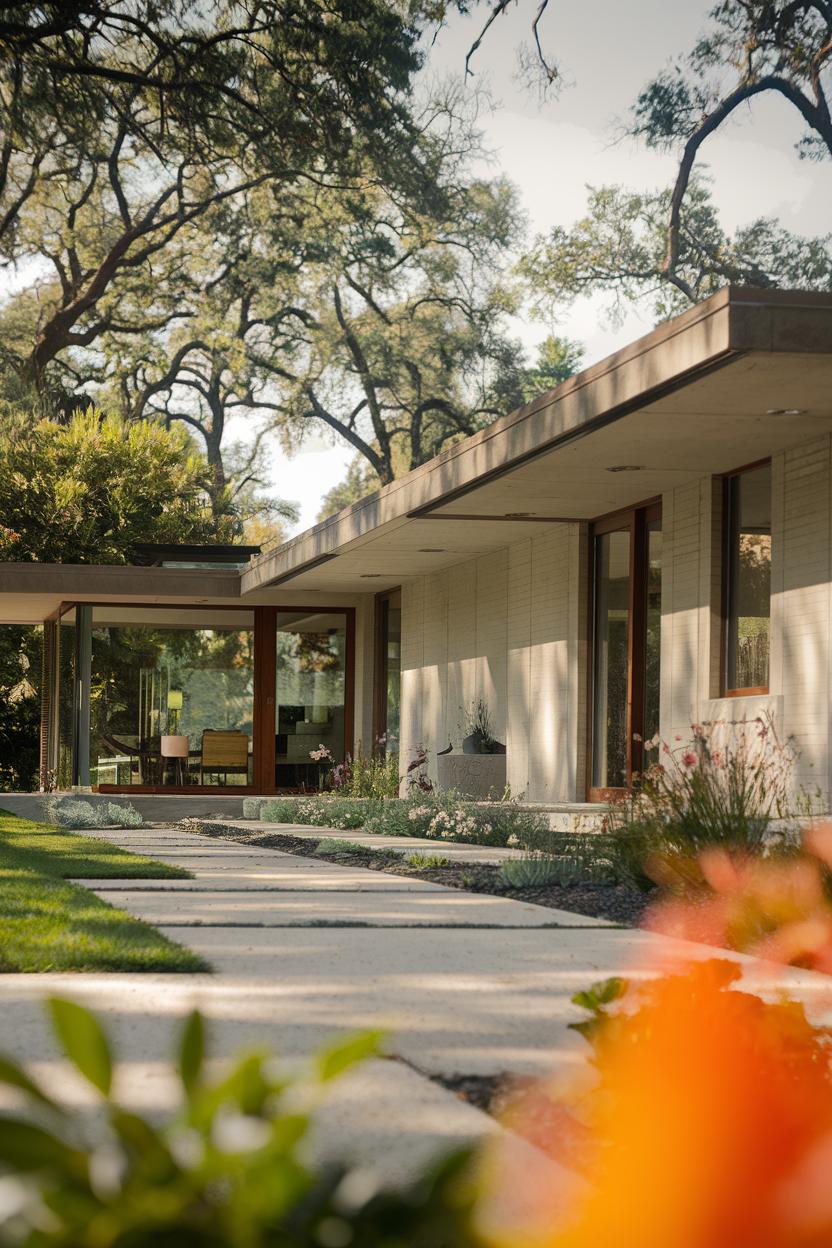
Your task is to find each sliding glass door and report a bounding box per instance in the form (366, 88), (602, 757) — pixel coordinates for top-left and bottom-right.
(589, 502), (661, 799)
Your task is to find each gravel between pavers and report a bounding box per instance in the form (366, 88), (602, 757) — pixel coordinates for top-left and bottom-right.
(175, 819), (648, 927)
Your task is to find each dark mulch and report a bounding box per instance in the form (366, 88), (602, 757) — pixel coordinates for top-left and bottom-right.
(176, 819), (649, 926)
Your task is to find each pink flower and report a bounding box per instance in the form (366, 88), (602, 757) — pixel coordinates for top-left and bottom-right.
(682, 750), (698, 768)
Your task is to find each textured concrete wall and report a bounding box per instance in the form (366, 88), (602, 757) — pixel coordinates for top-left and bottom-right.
(401, 435), (832, 806)
(660, 435), (832, 803)
(400, 525), (586, 803)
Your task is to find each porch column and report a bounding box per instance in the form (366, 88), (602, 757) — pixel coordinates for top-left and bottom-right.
(71, 605), (92, 788)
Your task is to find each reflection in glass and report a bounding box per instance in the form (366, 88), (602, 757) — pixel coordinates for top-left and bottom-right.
(643, 522), (662, 765)
(726, 463), (771, 691)
(592, 530), (631, 789)
(276, 612), (347, 789)
(57, 616), (75, 788)
(87, 608), (254, 786)
(379, 592), (401, 755)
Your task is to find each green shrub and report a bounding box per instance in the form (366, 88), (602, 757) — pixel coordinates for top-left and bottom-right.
(315, 837), (376, 859)
(46, 797), (144, 830)
(500, 843), (616, 889)
(0, 999), (476, 1246)
(500, 853), (565, 888)
(339, 745), (401, 799)
(105, 801), (143, 828)
(406, 852), (450, 868)
(260, 796), (383, 830)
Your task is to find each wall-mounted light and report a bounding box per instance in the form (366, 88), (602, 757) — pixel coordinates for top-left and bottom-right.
(606, 465), (644, 473)
(418, 548), (446, 553)
(766, 408), (805, 416)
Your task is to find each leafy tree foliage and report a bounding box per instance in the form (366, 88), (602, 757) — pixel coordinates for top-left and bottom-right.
(34, 84), (530, 491)
(0, 0), (449, 384)
(522, 178), (832, 324)
(0, 626), (40, 790)
(316, 333), (583, 518)
(468, 0), (832, 312)
(520, 334), (583, 401)
(0, 406), (238, 564)
(630, 0), (832, 300)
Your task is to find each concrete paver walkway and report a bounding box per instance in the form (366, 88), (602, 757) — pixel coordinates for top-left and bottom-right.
(3, 824), (832, 1185)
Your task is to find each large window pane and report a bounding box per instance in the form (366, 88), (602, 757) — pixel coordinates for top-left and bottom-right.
(643, 521), (662, 761)
(378, 591), (401, 756)
(57, 614), (75, 788)
(276, 611), (347, 789)
(592, 530), (631, 790)
(89, 608), (254, 786)
(726, 463), (771, 692)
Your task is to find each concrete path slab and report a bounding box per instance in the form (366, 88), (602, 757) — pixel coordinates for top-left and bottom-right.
(70, 871), (455, 893)
(7, 821), (832, 1189)
(86, 885), (611, 928)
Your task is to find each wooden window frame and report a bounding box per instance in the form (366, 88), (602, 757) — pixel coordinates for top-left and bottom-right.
(720, 459), (772, 698)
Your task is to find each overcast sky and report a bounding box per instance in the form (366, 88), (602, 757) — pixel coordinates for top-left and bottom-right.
(271, 0), (832, 534)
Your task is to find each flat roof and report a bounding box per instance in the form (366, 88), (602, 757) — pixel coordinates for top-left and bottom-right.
(1, 286), (831, 618)
(240, 286), (832, 594)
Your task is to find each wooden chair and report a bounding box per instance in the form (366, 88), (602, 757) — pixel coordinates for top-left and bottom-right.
(199, 730), (249, 785)
(100, 734), (158, 785)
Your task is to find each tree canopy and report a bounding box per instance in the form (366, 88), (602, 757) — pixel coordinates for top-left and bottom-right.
(0, 407), (238, 563)
(467, 0), (832, 315)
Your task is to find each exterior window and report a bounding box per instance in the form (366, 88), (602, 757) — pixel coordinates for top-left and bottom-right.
(724, 462), (771, 694)
(61, 605), (256, 787)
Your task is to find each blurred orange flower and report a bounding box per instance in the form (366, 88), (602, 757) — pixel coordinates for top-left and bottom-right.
(645, 826), (832, 972)
(483, 960), (832, 1248)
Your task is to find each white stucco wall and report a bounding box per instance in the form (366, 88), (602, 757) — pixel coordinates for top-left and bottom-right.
(399, 525), (586, 803)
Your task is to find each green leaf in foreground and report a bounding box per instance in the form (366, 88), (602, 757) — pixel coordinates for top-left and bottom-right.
(0, 1054), (61, 1110)
(48, 998), (112, 1096)
(316, 1030), (386, 1082)
(178, 1010), (204, 1094)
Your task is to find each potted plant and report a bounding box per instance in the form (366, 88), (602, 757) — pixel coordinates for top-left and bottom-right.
(460, 699), (506, 755)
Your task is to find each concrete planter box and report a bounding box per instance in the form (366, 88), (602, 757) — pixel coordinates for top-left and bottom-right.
(436, 753), (507, 800)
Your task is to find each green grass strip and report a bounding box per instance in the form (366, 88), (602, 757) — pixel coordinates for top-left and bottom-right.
(0, 810), (209, 974)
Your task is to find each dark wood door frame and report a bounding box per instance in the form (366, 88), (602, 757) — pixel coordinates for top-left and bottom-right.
(587, 499), (661, 802)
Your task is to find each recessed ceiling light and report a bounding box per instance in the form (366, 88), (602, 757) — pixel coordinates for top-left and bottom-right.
(766, 408), (805, 416)
(606, 465), (644, 473)
(418, 548), (445, 553)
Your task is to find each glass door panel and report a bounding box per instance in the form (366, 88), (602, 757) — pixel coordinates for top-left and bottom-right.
(589, 503), (662, 797)
(275, 611), (347, 789)
(591, 529), (631, 790)
(642, 520), (662, 767)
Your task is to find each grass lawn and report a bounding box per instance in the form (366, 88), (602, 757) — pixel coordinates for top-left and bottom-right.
(0, 810), (209, 973)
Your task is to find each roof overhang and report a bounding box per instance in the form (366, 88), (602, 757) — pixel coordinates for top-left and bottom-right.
(241, 287), (832, 595)
(0, 564), (242, 624)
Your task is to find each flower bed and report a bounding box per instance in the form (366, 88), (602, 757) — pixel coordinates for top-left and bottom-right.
(243, 791), (552, 849)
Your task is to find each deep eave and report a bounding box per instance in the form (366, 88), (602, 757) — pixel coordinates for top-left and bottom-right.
(240, 286), (832, 594)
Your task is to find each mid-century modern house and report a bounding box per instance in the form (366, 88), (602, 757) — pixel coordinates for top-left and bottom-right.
(3, 287), (832, 810)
